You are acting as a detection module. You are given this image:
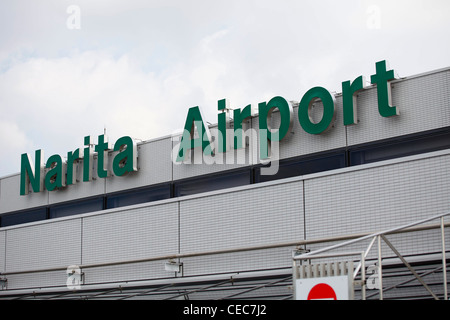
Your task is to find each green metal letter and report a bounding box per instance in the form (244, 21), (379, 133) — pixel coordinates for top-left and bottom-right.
(95, 134), (111, 178)
(20, 150), (44, 195)
(298, 87), (336, 135)
(342, 75), (365, 126)
(217, 99), (231, 153)
(83, 136), (94, 182)
(113, 136), (138, 176)
(67, 149), (81, 186)
(370, 60), (398, 117)
(45, 154), (65, 191)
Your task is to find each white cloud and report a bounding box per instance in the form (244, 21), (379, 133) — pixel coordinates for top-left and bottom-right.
(0, 0), (450, 177)
(0, 120), (34, 176)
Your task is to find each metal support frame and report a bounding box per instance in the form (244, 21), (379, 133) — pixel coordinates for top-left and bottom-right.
(293, 212), (450, 300)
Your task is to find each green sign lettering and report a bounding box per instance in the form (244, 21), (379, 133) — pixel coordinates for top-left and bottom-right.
(20, 61), (399, 195)
(298, 86), (336, 135)
(20, 135), (138, 195)
(113, 136), (138, 176)
(371, 60), (398, 117)
(44, 154), (65, 191)
(342, 75), (365, 126)
(20, 150), (44, 195)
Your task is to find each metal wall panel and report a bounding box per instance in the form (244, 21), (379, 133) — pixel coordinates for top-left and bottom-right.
(48, 157), (105, 205)
(1, 151), (449, 290)
(81, 202), (179, 266)
(0, 230), (5, 273)
(347, 70), (450, 146)
(106, 137), (173, 194)
(5, 218), (82, 273)
(180, 181), (304, 254)
(304, 151), (450, 257)
(83, 261), (174, 285)
(181, 247), (295, 278)
(0, 174), (48, 214)
(6, 270), (67, 291)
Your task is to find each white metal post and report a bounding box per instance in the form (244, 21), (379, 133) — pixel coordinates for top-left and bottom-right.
(377, 235), (383, 300)
(441, 217), (448, 300)
(361, 251), (366, 300)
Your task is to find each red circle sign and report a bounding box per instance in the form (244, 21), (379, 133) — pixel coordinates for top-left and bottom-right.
(307, 283), (337, 300)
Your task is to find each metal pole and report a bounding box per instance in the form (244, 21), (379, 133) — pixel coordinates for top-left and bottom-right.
(377, 235), (383, 300)
(353, 236), (376, 278)
(361, 251), (366, 300)
(382, 235), (438, 300)
(292, 259), (298, 300)
(441, 217), (448, 300)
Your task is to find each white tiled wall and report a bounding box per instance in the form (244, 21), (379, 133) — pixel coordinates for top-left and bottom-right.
(180, 181), (304, 254)
(5, 219), (82, 273)
(347, 70), (450, 145)
(82, 202), (179, 266)
(1, 150), (450, 289)
(304, 151), (450, 257)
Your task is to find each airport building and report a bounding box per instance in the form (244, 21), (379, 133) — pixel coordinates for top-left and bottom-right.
(0, 61), (449, 300)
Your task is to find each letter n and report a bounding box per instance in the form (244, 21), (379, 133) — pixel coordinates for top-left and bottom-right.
(20, 150), (44, 195)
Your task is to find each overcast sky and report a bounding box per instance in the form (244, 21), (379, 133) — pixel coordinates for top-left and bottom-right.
(0, 0), (449, 177)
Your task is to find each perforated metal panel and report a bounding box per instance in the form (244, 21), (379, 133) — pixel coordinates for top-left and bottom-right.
(251, 99), (347, 163)
(82, 260), (173, 285)
(106, 137), (173, 194)
(5, 219), (82, 273)
(304, 150), (450, 256)
(48, 154), (105, 205)
(181, 247), (295, 278)
(180, 181), (304, 254)
(81, 202), (179, 266)
(6, 270), (67, 291)
(0, 230), (5, 273)
(347, 70), (450, 146)
(0, 174), (48, 214)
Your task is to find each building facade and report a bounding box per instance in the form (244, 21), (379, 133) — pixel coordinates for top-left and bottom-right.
(0, 62), (449, 300)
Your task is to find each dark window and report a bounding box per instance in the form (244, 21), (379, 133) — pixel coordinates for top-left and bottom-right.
(0, 208), (47, 227)
(106, 184), (171, 209)
(49, 197), (104, 219)
(349, 129), (450, 165)
(256, 151), (347, 183)
(174, 169), (252, 197)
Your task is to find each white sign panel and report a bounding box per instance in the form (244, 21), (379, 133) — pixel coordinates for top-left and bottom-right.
(295, 276), (351, 300)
